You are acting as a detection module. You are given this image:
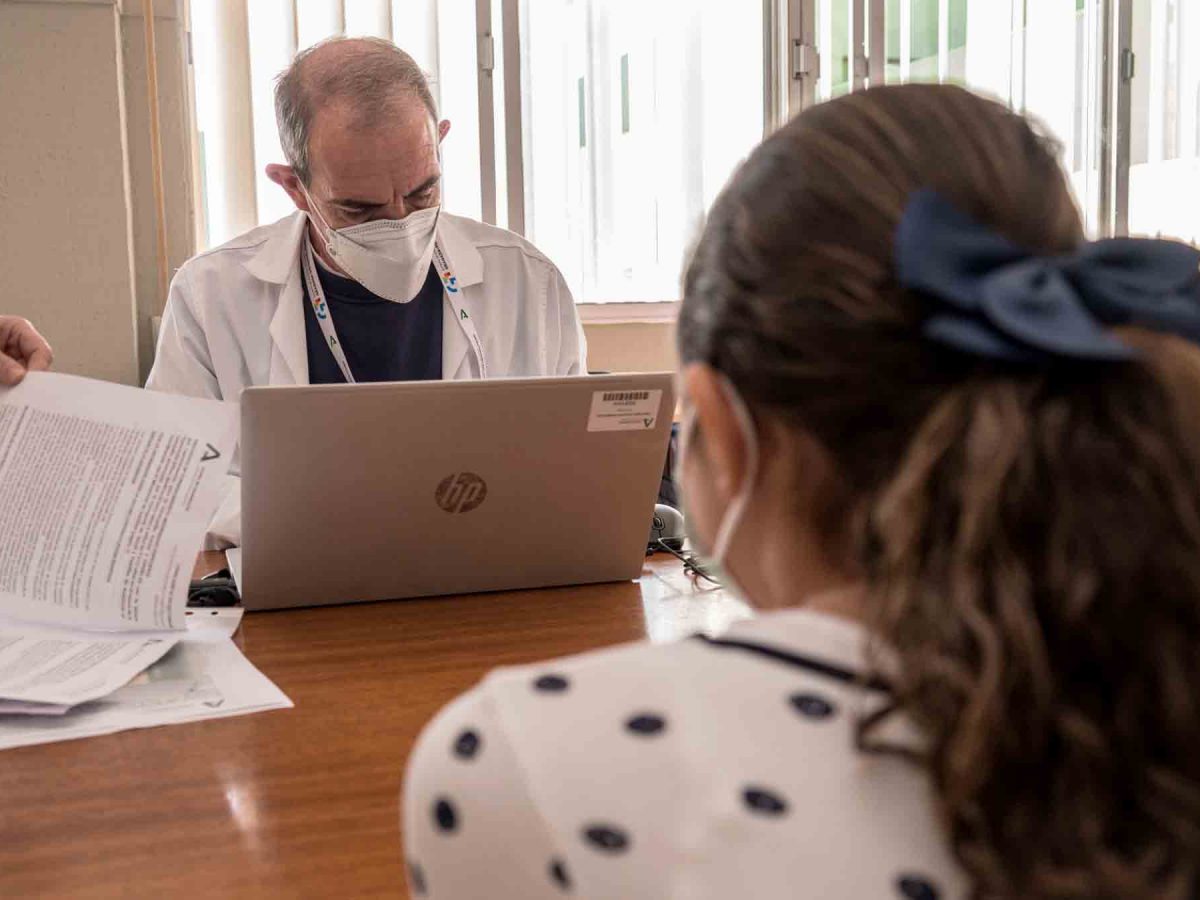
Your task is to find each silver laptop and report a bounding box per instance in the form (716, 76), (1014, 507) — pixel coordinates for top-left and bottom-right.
(239, 373), (675, 610)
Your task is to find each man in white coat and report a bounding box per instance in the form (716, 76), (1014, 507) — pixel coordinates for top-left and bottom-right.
(148, 37), (586, 547)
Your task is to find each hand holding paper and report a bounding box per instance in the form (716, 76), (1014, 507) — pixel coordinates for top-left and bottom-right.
(0, 317), (53, 386)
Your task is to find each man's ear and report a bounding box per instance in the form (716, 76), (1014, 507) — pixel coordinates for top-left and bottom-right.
(266, 164), (310, 212)
(438, 119), (452, 143)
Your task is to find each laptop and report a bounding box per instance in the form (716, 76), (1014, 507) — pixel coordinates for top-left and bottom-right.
(239, 373), (675, 610)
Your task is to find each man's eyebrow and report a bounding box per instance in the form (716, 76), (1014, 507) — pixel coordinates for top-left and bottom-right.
(404, 174), (441, 198)
(328, 197), (386, 208)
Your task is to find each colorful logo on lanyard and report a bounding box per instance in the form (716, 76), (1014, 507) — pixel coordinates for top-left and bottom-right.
(434, 244), (458, 293)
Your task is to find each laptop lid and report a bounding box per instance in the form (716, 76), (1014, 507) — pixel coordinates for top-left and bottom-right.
(240, 373), (674, 609)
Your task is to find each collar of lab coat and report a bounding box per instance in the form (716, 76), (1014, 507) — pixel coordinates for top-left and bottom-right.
(243, 211), (486, 385)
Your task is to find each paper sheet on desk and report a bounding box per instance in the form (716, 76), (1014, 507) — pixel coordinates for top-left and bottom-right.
(0, 609), (292, 750)
(0, 620), (180, 708)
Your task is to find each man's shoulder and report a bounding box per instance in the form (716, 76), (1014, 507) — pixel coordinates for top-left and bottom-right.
(178, 214), (301, 277)
(441, 213), (558, 273)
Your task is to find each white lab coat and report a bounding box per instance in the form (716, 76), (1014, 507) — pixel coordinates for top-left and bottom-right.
(146, 210), (587, 548)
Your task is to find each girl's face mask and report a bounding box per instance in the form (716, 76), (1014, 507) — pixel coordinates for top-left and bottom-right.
(678, 375), (759, 587)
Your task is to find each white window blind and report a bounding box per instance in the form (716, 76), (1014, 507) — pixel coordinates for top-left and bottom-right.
(188, 0), (1198, 306)
(188, 0), (769, 308)
(518, 0), (766, 304)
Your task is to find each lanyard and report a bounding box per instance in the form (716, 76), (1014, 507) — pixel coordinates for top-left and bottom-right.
(300, 238), (488, 383)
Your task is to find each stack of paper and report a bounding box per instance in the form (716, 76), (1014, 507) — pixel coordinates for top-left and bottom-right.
(0, 623), (181, 715)
(0, 607), (291, 750)
(0, 373), (290, 746)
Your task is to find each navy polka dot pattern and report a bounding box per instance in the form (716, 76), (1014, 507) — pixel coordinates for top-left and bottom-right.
(403, 611), (965, 897)
(583, 824), (631, 853)
(897, 875), (940, 899)
(549, 857), (572, 891)
(433, 797), (458, 833)
(625, 713), (667, 736)
(743, 786), (789, 817)
(534, 674), (570, 693)
(453, 728), (482, 760)
(789, 692), (836, 720)
(408, 861), (428, 896)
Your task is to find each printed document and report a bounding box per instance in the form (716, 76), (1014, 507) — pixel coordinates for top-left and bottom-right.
(0, 373), (235, 632)
(0, 373), (237, 714)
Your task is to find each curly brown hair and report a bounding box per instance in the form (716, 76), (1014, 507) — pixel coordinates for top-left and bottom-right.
(678, 83), (1200, 898)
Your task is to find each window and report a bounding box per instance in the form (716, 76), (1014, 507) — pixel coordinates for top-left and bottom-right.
(807, 0), (1198, 244)
(189, 0), (765, 308)
(817, 0), (1105, 235)
(1128, 0), (1200, 242)
(519, 0), (765, 303)
(188, 0), (1197, 311)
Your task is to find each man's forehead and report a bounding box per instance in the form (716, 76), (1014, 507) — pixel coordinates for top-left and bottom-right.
(308, 95), (439, 196)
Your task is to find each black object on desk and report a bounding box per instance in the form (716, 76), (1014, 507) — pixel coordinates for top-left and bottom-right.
(187, 569), (241, 607)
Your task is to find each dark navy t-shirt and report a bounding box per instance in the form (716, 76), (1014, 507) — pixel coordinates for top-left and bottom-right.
(303, 262), (444, 384)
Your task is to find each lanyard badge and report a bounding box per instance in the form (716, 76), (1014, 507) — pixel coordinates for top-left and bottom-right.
(301, 238), (488, 382)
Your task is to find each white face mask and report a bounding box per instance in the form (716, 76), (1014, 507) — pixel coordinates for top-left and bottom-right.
(303, 189), (440, 304)
(678, 375), (760, 581)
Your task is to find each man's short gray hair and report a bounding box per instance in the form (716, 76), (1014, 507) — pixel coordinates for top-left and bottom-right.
(274, 37), (439, 184)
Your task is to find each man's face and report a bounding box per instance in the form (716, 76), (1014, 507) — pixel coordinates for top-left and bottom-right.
(303, 95), (446, 229)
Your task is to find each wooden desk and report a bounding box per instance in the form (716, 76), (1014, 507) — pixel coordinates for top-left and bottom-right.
(0, 554), (748, 898)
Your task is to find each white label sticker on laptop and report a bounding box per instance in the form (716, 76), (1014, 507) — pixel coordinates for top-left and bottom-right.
(588, 389), (663, 432)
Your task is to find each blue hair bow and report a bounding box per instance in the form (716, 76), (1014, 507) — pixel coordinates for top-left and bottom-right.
(895, 189), (1200, 363)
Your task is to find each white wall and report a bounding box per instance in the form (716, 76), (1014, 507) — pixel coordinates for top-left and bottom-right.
(0, 0), (138, 383)
(583, 321), (676, 374)
(0, 0), (192, 385)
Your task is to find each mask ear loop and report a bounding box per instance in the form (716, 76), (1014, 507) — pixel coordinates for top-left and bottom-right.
(299, 182), (338, 258)
(708, 374), (760, 563)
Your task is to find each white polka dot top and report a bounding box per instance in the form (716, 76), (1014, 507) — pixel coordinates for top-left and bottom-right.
(403, 608), (968, 898)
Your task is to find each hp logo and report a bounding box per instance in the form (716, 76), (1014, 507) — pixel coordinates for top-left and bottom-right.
(435, 472), (488, 513)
